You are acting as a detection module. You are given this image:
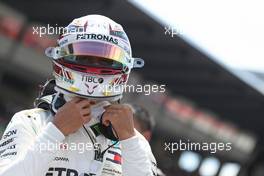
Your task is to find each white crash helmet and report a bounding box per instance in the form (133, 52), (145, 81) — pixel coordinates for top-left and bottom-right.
(45, 15), (144, 101)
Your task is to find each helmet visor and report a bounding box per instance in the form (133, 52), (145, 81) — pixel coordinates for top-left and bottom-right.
(60, 41), (131, 68)
(62, 55), (123, 70)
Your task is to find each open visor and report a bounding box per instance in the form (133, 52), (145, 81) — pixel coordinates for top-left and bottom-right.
(59, 41), (132, 68)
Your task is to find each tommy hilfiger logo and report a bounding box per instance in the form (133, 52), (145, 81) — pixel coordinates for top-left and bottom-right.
(106, 150), (122, 165)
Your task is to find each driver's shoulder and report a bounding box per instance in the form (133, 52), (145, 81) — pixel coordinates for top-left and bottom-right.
(10, 108), (52, 129)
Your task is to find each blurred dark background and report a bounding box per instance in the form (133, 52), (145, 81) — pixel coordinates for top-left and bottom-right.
(0, 0), (264, 175)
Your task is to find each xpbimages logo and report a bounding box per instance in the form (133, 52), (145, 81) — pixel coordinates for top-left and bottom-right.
(32, 24), (88, 37)
(98, 84), (166, 96)
(30, 141), (101, 154)
(164, 140), (232, 154)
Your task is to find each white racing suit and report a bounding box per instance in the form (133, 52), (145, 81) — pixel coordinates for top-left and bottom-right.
(0, 101), (157, 176)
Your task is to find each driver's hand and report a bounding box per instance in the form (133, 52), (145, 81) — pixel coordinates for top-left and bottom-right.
(102, 104), (135, 140)
(53, 97), (95, 136)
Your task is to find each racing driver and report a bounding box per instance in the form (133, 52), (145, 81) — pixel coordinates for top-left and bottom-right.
(0, 15), (157, 176)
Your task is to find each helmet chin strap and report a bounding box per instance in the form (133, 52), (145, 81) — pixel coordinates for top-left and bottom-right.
(51, 92), (66, 114)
